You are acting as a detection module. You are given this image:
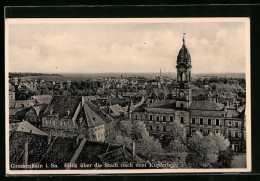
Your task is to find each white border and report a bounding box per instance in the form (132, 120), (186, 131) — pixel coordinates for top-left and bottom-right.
(5, 18), (251, 175)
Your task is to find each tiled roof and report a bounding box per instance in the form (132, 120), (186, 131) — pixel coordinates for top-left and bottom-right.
(83, 103), (106, 128)
(147, 100), (176, 109)
(191, 110), (224, 118)
(32, 95), (52, 104)
(191, 100), (223, 111)
(40, 137), (78, 167)
(44, 96), (81, 118)
(226, 108), (240, 118)
(11, 121), (47, 136)
(75, 141), (121, 164)
(109, 104), (125, 116)
(133, 103), (147, 112)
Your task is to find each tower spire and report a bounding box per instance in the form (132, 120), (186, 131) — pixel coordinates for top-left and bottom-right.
(182, 32), (186, 45)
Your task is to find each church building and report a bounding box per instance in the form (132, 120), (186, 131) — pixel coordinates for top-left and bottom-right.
(133, 35), (246, 153)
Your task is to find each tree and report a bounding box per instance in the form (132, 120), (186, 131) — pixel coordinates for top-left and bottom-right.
(186, 132), (230, 168)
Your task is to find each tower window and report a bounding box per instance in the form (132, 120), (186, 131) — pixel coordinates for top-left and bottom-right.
(170, 116), (174, 122)
(192, 118), (196, 124)
(181, 117), (184, 123)
(149, 115), (153, 121)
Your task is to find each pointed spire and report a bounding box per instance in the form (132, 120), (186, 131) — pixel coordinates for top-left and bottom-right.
(182, 32), (186, 45)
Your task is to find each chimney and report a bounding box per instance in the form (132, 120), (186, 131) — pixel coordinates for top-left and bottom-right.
(50, 109), (53, 115)
(132, 142), (135, 160)
(81, 96), (84, 107)
(122, 145), (125, 150)
(23, 137), (29, 165)
(76, 136), (80, 146)
(67, 110), (71, 116)
(47, 134), (52, 145)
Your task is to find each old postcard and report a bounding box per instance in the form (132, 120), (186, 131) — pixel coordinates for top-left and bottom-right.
(5, 18), (251, 174)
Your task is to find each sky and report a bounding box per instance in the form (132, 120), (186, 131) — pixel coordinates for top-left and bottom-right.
(6, 18), (248, 74)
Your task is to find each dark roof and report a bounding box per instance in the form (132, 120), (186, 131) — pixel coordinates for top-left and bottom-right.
(9, 132), (49, 165)
(40, 137), (78, 167)
(86, 101), (112, 123)
(191, 110), (224, 118)
(133, 103), (147, 113)
(191, 100), (224, 111)
(83, 103), (106, 128)
(147, 100), (176, 109)
(226, 108), (240, 118)
(177, 44), (191, 64)
(75, 141), (121, 164)
(44, 96), (81, 118)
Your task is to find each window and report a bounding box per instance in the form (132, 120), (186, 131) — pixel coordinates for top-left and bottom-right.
(163, 126), (166, 132)
(200, 118), (203, 125)
(208, 129), (211, 134)
(141, 115), (143, 120)
(228, 121), (232, 127)
(216, 119), (220, 126)
(52, 120), (55, 126)
(157, 116), (160, 121)
(200, 129), (203, 133)
(235, 122), (239, 128)
(208, 119), (212, 125)
(135, 115), (138, 120)
(150, 125), (153, 131)
(192, 118), (196, 124)
(228, 130), (231, 137)
(235, 132), (238, 138)
(215, 130), (219, 134)
(157, 125), (160, 131)
(149, 115), (153, 121)
(181, 117), (184, 124)
(170, 116), (173, 122)
(192, 129), (196, 133)
(163, 116), (166, 122)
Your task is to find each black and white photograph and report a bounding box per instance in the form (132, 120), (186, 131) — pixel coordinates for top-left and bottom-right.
(5, 18), (251, 174)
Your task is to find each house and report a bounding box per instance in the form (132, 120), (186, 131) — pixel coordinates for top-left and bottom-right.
(42, 96), (81, 137)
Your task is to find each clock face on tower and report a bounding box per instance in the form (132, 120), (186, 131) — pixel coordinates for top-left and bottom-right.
(180, 91), (185, 98)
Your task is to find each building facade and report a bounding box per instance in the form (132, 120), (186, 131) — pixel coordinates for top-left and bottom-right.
(132, 36), (246, 152)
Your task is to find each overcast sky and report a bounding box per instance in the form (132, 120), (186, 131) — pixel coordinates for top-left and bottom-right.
(6, 19), (248, 74)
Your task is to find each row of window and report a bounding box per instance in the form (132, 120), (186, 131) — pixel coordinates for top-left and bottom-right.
(191, 117), (240, 127)
(44, 119), (67, 127)
(149, 115), (174, 122)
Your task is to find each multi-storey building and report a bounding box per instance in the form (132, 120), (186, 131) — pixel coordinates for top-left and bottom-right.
(132, 36), (246, 152)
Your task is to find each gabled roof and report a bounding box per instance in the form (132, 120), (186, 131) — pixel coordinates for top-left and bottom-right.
(11, 121), (47, 136)
(83, 103), (106, 128)
(109, 104), (125, 116)
(44, 96), (81, 118)
(226, 108), (240, 118)
(32, 95), (52, 104)
(191, 100), (224, 111)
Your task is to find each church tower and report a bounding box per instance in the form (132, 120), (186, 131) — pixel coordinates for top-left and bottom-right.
(176, 34), (192, 109)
